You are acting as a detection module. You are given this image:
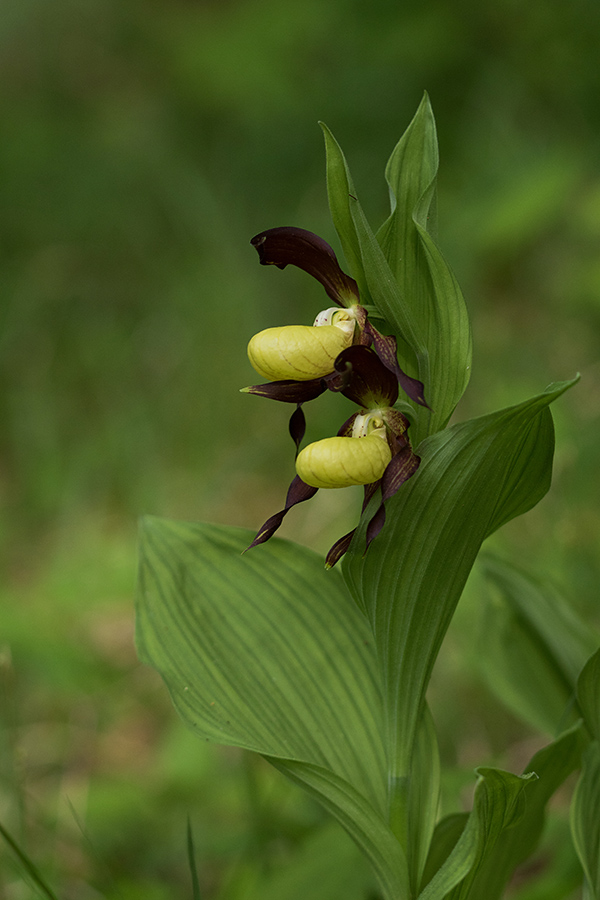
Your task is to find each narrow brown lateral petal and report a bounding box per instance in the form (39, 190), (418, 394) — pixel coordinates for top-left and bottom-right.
(325, 529), (357, 569)
(334, 345), (398, 408)
(251, 227), (360, 307)
(289, 404), (306, 456)
(383, 408), (410, 439)
(246, 476), (318, 551)
(337, 411), (359, 437)
(364, 447), (421, 553)
(381, 445), (421, 501)
(364, 322), (430, 409)
(242, 378), (327, 403)
(365, 504), (386, 552)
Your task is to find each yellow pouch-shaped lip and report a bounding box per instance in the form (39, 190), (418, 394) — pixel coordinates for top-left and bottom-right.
(296, 434), (391, 489)
(248, 324), (352, 381)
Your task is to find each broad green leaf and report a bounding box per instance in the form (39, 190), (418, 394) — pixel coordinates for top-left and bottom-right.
(377, 94), (472, 441)
(343, 379), (577, 849)
(467, 721), (587, 900)
(477, 556), (598, 734)
(577, 648), (600, 740)
(418, 767), (536, 900)
(136, 518), (407, 900)
(571, 741), (600, 899)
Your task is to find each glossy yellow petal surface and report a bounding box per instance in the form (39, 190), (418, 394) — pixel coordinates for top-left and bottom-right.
(296, 435), (392, 489)
(247, 325), (352, 381)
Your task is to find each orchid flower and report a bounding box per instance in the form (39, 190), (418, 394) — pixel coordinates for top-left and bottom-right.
(246, 346), (421, 567)
(247, 226), (428, 407)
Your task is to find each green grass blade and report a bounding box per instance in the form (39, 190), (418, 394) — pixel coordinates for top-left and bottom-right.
(187, 817), (202, 900)
(0, 820), (60, 900)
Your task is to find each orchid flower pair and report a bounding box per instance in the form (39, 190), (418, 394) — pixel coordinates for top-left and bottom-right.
(243, 226), (427, 567)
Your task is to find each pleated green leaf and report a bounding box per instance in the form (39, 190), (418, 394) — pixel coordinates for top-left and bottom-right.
(377, 94), (472, 440)
(418, 767), (537, 900)
(467, 721), (587, 900)
(577, 648), (600, 741)
(477, 556), (598, 734)
(571, 740), (600, 899)
(321, 121), (427, 365)
(319, 121), (366, 302)
(322, 98), (471, 439)
(135, 517), (408, 900)
(343, 379), (577, 855)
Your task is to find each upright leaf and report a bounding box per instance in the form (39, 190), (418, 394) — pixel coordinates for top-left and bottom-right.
(321, 123), (429, 398)
(477, 556), (598, 734)
(377, 94), (472, 439)
(343, 379), (577, 854)
(577, 648), (600, 741)
(467, 722), (587, 900)
(136, 518), (407, 899)
(571, 741), (600, 900)
(418, 768), (537, 900)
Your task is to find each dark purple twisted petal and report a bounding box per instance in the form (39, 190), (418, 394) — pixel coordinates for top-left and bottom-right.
(381, 444), (421, 501)
(325, 481), (381, 568)
(334, 345), (399, 408)
(246, 476), (318, 552)
(325, 529), (357, 569)
(363, 445), (421, 553)
(337, 411), (359, 437)
(251, 227), (360, 307)
(289, 404), (306, 456)
(383, 408), (410, 440)
(363, 321), (429, 409)
(241, 378), (327, 403)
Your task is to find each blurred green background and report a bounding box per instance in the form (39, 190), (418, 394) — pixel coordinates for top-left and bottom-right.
(1, 0), (599, 896)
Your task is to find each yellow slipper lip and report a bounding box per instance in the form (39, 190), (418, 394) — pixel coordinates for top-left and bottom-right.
(296, 434), (392, 489)
(247, 324), (353, 381)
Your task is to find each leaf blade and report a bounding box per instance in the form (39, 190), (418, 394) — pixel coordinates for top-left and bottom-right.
(343, 379), (577, 853)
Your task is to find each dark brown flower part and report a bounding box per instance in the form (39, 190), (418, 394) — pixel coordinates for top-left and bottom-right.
(251, 227), (360, 307)
(333, 346), (399, 408)
(364, 444), (421, 553)
(246, 475), (318, 552)
(337, 411), (360, 437)
(325, 480), (381, 568)
(363, 321), (429, 409)
(289, 404), (306, 456)
(241, 378), (327, 404)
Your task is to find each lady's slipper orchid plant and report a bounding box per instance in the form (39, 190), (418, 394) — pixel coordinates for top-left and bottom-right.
(138, 100), (588, 900)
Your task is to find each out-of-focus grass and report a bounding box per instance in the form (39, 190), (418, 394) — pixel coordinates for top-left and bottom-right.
(1, 0), (600, 894)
